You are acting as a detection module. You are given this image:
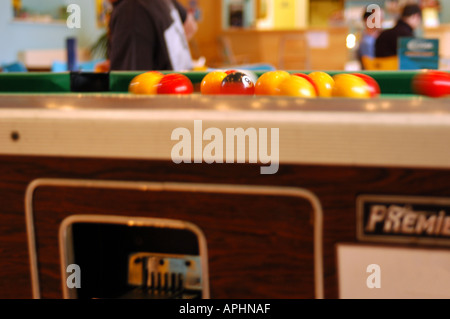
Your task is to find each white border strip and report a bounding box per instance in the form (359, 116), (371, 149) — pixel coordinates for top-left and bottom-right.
(3, 108), (450, 168)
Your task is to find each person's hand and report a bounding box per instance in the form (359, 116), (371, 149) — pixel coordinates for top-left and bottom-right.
(183, 11), (198, 41)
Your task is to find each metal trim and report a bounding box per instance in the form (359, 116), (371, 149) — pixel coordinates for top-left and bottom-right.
(1, 93), (450, 113)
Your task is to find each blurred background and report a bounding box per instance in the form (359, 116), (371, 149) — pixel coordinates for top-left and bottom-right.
(1, 0), (449, 72)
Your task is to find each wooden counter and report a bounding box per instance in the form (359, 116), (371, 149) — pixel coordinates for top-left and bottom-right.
(221, 27), (350, 70)
(424, 24), (450, 59)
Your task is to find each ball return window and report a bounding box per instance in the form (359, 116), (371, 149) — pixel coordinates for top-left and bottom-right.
(60, 216), (208, 299)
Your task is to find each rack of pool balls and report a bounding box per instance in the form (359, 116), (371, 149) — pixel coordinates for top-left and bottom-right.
(128, 70), (450, 98)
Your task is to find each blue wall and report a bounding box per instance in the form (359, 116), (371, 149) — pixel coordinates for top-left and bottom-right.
(20, 0), (67, 19)
(0, 0), (105, 65)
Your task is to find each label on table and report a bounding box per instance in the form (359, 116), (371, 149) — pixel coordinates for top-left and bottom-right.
(398, 37), (439, 70)
(357, 195), (450, 246)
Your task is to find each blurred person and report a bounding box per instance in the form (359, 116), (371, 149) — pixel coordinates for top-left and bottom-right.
(375, 4), (422, 58)
(358, 8), (382, 67)
(108, 0), (198, 71)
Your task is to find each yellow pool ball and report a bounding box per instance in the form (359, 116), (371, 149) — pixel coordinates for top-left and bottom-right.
(309, 71), (334, 98)
(129, 71), (164, 95)
(332, 74), (371, 99)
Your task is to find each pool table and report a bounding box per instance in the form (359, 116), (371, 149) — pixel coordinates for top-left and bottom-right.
(0, 71), (450, 299)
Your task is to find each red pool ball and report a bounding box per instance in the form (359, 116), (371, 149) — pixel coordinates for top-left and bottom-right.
(293, 73), (320, 96)
(157, 73), (193, 94)
(352, 73), (381, 97)
(412, 70), (450, 98)
(221, 71), (255, 95)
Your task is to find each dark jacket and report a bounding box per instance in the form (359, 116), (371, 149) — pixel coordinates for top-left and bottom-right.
(109, 0), (187, 71)
(375, 20), (414, 57)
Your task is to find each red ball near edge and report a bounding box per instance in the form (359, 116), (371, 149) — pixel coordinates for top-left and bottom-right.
(412, 70), (450, 98)
(157, 73), (194, 94)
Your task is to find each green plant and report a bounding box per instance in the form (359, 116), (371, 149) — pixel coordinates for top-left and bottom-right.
(90, 32), (109, 60)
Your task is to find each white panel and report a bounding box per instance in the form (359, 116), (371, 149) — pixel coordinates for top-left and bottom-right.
(337, 244), (450, 299)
